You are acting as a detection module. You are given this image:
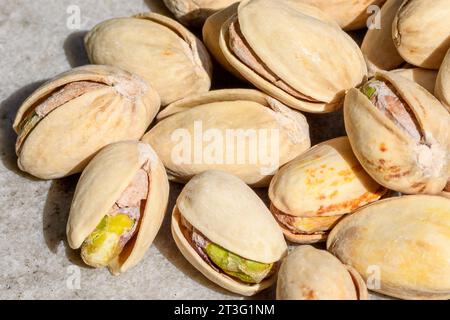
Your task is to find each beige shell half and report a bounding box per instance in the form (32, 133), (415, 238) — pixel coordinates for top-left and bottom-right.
(13, 65), (160, 180)
(362, 0), (404, 74)
(393, 0), (450, 69)
(344, 71), (450, 194)
(435, 48), (450, 111)
(143, 89), (311, 187)
(392, 68), (438, 94)
(67, 141), (169, 275)
(277, 246), (368, 300)
(172, 170), (287, 295)
(164, 0), (239, 26)
(220, 0), (367, 113)
(85, 13), (212, 106)
(327, 195), (450, 300)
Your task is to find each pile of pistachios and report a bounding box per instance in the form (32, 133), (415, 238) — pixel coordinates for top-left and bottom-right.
(12, 0), (450, 300)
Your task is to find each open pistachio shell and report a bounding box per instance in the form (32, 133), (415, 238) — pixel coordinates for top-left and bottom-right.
(163, 0), (239, 26)
(85, 13), (212, 106)
(362, 0), (404, 74)
(435, 48), (450, 111)
(171, 170), (287, 296)
(327, 195), (450, 300)
(393, 0), (450, 69)
(67, 141), (169, 275)
(13, 65), (160, 180)
(392, 68), (438, 94)
(143, 89), (311, 187)
(344, 71), (450, 194)
(277, 246), (368, 300)
(219, 0), (367, 113)
(269, 137), (385, 244)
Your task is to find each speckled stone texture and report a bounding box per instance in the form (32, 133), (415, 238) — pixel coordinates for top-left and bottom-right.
(0, 0), (386, 300)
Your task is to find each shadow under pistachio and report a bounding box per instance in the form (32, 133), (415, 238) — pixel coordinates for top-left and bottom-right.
(144, 0), (175, 17)
(63, 31), (89, 68)
(306, 109), (346, 146)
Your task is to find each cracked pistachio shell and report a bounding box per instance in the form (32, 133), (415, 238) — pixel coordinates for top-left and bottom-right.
(435, 48), (450, 111)
(269, 137), (385, 244)
(143, 89), (311, 187)
(67, 141), (169, 275)
(164, 0), (239, 26)
(392, 68), (437, 94)
(362, 0), (404, 74)
(85, 13), (212, 106)
(220, 0), (367, 113)
(327, 195), (450, 300)
(345, 71), (450, 194)
(393, 0), (450, 69)
(171, 170), (287, 296)
(13, 65), (160, 180)
(277, 246), (368, 300)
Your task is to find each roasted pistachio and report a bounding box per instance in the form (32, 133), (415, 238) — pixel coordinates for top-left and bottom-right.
(435, 48), (450, 111)
(327, 195), (450, 300)
(392, 68), (438, 94)
(171, 170), (287, 296)
(13, 65), (160, 180)
(85, 13), (212, 106)
(67, 141), (169, 275)
(345, 71), (450, 194)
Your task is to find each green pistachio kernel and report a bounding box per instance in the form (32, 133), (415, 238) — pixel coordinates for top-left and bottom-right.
(361, 82), (377, 99)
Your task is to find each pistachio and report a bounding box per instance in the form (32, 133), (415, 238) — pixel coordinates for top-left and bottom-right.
(85, 13), (212, 106)
(67, 141), (169, 275)
(277, 246), (368, 300)
(435, 48), (450, 112)
(345, 71), (450, 194)
(393, 0), (450, 69)
(171, 170), (287, 296)
(269, 137), (385, 244)
(13, 65), (160, 180)
(392, 68), (438, 94)
(327, 195), (450, 300)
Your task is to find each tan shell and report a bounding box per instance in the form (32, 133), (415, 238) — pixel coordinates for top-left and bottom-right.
(392, 68), (438, 94)
(435, 48), (450, 111)
(219, 0), (367, 113)
(393, 0), (450, 69)
(269, 137), (384, 244)
(327, 195), (450, 300)
(163, 0), (239, 26)
(298, 0), (387, 31)
(67, 141), (170, 275)
(143, 89), (311, 187)
(13, 65), (160, 180)
(344, 71), (450, 194)
(85, 13), (212, 106)
(277, 246), (368, 300)
(362, 0), (404, 74)
(172, 170), (287, 296)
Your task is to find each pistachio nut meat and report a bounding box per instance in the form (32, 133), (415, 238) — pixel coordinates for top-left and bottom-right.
(269, 137), (385, 244)
(85, 13), (212, 106)
(435, 48), (450, 111)
(345, 71), (450, 194)
(277, 246), (368, 300)
(327, 195), (450, 300)
(392, 68), (438, 94)
(143, 89), (311, 187)
(13, 65), (160, 180)
(393, 0), (450, 69)
(219, 0), (367, 113)
(171, 170), (287, 296)
(163, 0), (240, 26)
(67, 141), (169, 275)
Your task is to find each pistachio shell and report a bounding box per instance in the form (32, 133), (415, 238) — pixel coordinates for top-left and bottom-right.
(67, 141), (169, 275)
(269, 137), (384, 244)
(344, 71), (450, 194)
(327, 195), (450, 300)
(13, 65), (160, 180)
(277, 246), (368, 300)
(85, 13), (212, 106)
(362, 0), (405, 73)
(143, 89), (311, 187)
(392, 68), (438, 94)
(393, 0), (450, 69)
(435, 48), (450, 111)
(220, 0), (367, 113)
(171, 170), (287, 295)
(164, 0), (239, 26)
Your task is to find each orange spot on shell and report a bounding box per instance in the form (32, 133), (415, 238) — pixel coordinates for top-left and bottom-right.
(380, 143), (387, 152)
